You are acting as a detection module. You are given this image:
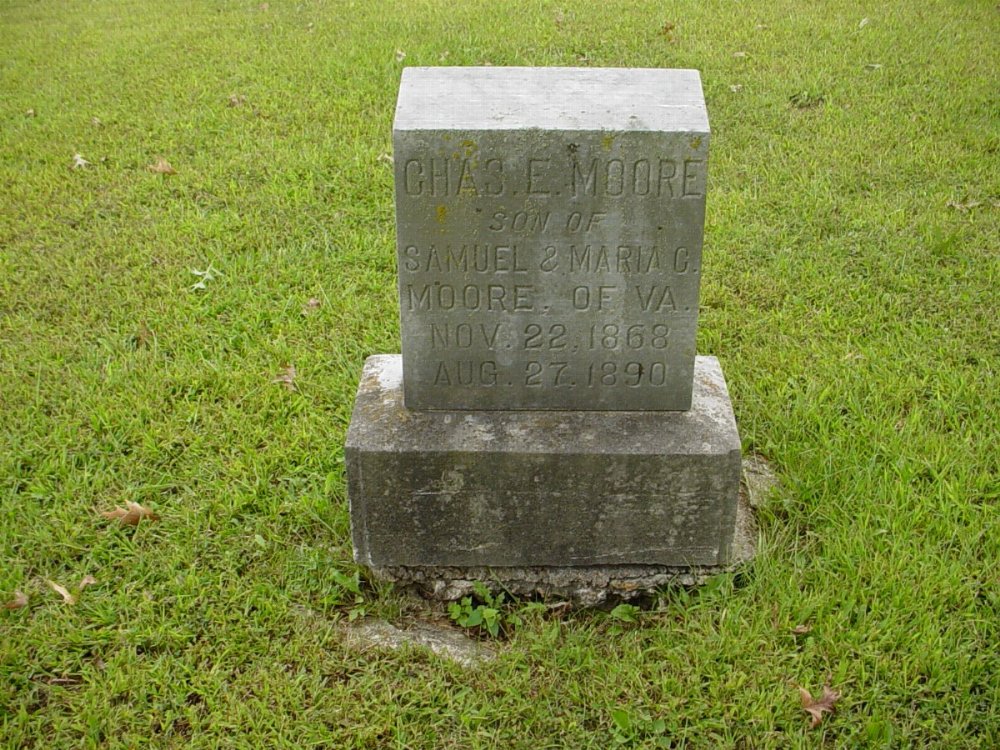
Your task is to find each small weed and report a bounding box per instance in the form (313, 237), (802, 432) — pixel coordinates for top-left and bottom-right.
(448, 582), (517, 638)
(330, 568), (367, 621)
(789, 90), (825, 109)
(610, 707), (669, 747)
(609, 603), (641, 622)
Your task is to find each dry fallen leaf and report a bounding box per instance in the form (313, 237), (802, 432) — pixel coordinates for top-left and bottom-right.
(25, 108), (36, 118)
(733, 50), (748, 58)
(91, 116), (103, 127)
(798, 685), (840, 728)
(660, 21), (676, 40)
(147, 157), (176, 175)
(47, 580), (77, 605)
(858, 17), (870, 29)
(377, 152), (393, 166)
(45, 675), (82, 686)
(130, 322), (154, 349)
(864, 63), (883, 71)
(395, 49), (406, 62)
(302, 297), (321, 314)
(730, 84), (744, 93)
(71, 153), (91, 170)
(101, 501), (158, 526)
(273, 364), (297, 391)
(791, 623), (813, 635)
(228, 93), (248, 108)
(79, 575), (97, 591)
(3, 591), (28, 610)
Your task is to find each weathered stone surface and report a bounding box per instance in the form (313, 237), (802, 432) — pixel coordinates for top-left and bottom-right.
(742, 453), (779, 508)
(393, 67), (710, 410)
(346, 354), (740, 570)
(343, 619), (494, 667)
(376, 482), (758, 606)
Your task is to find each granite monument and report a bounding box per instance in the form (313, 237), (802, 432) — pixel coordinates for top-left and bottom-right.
(346, 68), (746, 601)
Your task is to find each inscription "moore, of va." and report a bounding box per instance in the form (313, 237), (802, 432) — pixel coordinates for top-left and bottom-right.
(393, 67), (710, 410)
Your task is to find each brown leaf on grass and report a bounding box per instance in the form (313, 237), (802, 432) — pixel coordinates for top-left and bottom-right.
(25, 108), (36, 118)
(71, 153), (91, 170)
(395, 49), (406, 62)
(302, 298), (321, 314)
(130, 322), (154, 349)
(147, 157), (176, 175)
(79, 575), (98, 591)
(45, 675), (83, 686)
(791, 623), (813, 635)
(272, 364), (297, 391)
(3, 591), (28, 610)
(47, 580), (78, 605)
(660, 21), (676, 40)
(798, 685), (840, 728)
(228, 93), (248, 108)
(101, 501), (158, 526)
(91, 116), (103, 127)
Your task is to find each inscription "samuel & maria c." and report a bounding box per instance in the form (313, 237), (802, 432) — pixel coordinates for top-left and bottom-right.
(401, 244), (697, 275)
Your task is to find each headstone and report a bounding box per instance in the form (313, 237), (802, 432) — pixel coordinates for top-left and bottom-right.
(346, 67), (745, 600)
(393, 67), (708, 410)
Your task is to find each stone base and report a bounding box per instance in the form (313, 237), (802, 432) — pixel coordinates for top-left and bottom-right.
(371, 480), (758, 606)
(346, 355), (743, 594)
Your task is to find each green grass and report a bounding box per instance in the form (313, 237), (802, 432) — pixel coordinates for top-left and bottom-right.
(1, 0), (998, 747)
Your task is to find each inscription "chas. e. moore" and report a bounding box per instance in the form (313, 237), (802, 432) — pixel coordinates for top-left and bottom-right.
(402, 155), (705, 199)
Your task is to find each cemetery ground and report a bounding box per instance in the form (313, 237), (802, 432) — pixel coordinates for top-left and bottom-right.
(0, 0), (997, 747)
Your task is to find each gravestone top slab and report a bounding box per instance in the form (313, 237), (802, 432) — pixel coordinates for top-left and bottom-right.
(393, 67), (710, 410)
(395, 67), (709, 133)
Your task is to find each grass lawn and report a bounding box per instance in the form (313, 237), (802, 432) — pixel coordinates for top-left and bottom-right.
(1, 0), (998, 747)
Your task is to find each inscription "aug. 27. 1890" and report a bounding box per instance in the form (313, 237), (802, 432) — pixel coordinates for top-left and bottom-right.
(394, 107), (709, 411)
